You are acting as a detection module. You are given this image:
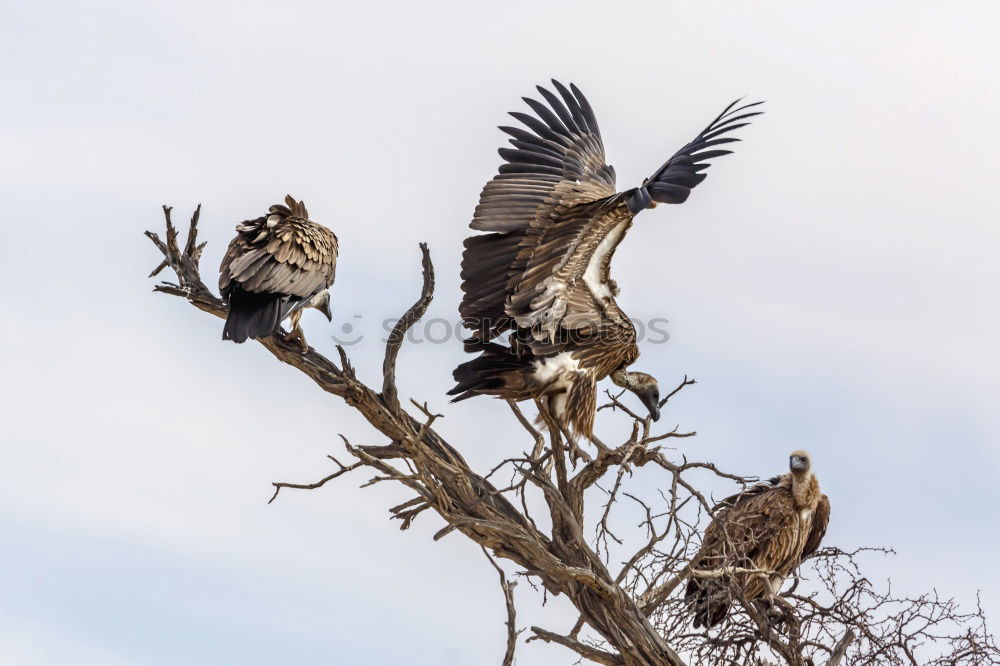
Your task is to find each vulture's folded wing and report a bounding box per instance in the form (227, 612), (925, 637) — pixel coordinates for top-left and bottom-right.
(801, 494), (831, 560)
(220, 215), (338, 306)
(702, 479), (791, 565)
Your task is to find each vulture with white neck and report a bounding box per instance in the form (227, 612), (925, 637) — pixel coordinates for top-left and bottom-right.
(684, 450), (831, 629)
(448, 80), (760, 437)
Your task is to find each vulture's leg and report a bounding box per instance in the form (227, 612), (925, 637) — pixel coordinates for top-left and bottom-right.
(533, 399), (557, 475)
(769, 595), (797, 631)
(566, 435), (592, 467)
(282, 310), (309, 353)
(751, 598), (779, 632)
(757, 595), (794, 633)
(535, 396), (590, 468)
(534, 397), (558, 436)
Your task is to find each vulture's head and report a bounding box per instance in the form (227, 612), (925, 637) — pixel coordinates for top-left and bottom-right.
(307, 290), (333, 321)
(612, 369), (661, 422)
(789, 450), (812, 476)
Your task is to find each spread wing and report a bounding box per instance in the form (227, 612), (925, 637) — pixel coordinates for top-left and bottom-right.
(471, 80), (616, 233)
(506, 197), (633, 342)
(460, 81), (618, 341)
(220, 198), (338, 307)
(801, 494), (830, 560)
(634, 98), (764, 209)
(510, 97), (764, 340)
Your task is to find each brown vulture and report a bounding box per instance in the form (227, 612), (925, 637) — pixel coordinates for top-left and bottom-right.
(219, 195), (338, 351)
(448, 80), (760, 437)
(685, 450), (830, 629)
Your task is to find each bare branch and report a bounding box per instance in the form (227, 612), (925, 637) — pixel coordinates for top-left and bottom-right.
(484, 548), (520, 666)
(529, 626), (624, 666)
(268, 450), (362, 504)
(381, 242), (434, 413)
(148, 206), (998, 666)
(828, 629), (856, 666)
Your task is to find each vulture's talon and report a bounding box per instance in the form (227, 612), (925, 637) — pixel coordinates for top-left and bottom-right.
(280, 327), (309, 354)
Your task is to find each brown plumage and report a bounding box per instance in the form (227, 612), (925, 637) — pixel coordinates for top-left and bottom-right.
(685, 451), (831, 629)
(219, 195), (338, 350)
(450, 80), (761, 435)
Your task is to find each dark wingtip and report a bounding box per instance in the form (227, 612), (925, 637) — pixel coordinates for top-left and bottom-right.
(641, 95), (762, 204)
(730, 99), (766, 114)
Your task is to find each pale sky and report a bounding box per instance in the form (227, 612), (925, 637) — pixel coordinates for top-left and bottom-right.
(2, 1), (999, 664)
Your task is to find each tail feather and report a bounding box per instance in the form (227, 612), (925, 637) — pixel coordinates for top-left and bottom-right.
(458, 232), (523, 341)
(685, 577), (731, 629)
(222, 287), (286, 343)
(448, 342), (531, 401)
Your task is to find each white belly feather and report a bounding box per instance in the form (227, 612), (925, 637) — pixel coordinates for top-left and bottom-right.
(583, 222), (627, 301)
(532, 353), (581, 419)
(532, 352), (580, 383)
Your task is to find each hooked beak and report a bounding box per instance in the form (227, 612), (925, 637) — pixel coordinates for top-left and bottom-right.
(638, 391), (661, 422)
(317, 300), (332, 321)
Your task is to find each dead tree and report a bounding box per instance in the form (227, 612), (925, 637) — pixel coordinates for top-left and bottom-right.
(147, 206), (999, 666)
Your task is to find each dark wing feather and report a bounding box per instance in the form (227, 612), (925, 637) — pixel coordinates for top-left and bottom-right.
(460, 81), (617, 339)
(631, 99), (763, 211)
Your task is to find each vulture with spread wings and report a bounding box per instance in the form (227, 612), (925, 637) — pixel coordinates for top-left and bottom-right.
(449, 80), (761, 437)
(219, 196), (338, 351)
(685, 451), (831, 629)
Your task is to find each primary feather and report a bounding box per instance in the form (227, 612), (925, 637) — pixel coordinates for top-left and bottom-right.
(452, 80), (760, 435)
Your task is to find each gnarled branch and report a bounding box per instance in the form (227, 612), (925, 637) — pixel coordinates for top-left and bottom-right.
(147, 206), (998, 666)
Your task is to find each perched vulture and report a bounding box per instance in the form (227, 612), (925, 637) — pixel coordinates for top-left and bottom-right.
(449, 80), (760, 437)
(685, 451), (830, 629)
(219, 196), (338, 350)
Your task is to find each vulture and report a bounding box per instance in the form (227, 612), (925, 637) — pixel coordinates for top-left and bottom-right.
(219, 195), (338, 351)
(448, 80), (760, 437)
(685, 450), (830, 629)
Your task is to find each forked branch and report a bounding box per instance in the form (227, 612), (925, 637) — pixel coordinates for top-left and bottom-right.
(147, 206), (999, 666)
